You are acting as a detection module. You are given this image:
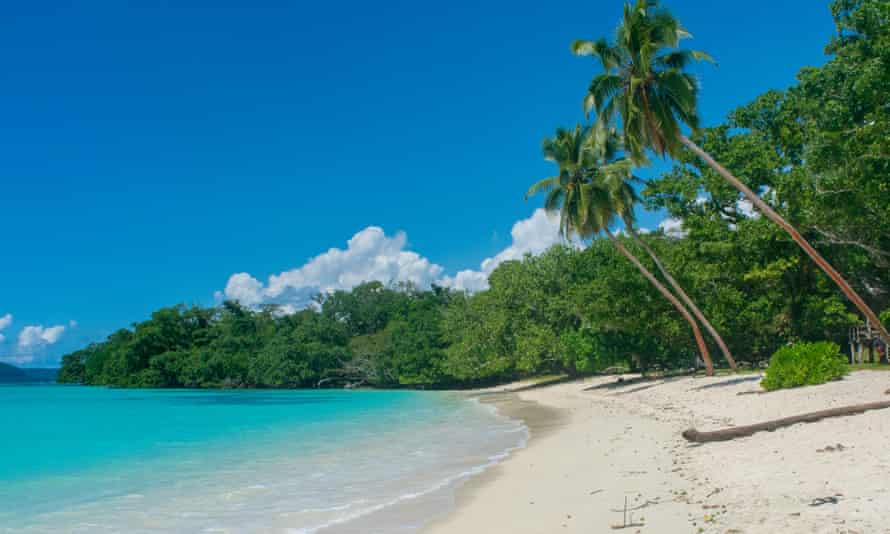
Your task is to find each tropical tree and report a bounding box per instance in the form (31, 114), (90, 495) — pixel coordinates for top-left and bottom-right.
(596, 125), (739, 369)
(597, 127), (737, 370)
(571, 0), (890, 345)
(625, 228), (737, 370)
(526, 123), (717, 374)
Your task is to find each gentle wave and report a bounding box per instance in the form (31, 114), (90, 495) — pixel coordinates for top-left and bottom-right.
(293, 400), (528, 533)
(1, 387), (527, 534)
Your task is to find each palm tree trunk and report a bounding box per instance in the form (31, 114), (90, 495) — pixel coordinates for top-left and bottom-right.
(681, 135), (890, 346)
(628, 229), (738, 370)
(605, 228), (714, 375)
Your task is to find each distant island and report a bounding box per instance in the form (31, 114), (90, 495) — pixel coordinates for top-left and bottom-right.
(0, 362), (58, 384)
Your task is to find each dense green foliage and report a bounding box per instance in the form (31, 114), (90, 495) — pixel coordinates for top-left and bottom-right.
(58, 0), (890, 388)
(761, 342), (849, 391)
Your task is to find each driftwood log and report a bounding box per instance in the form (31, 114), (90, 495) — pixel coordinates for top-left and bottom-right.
(682, 400), (890, 443)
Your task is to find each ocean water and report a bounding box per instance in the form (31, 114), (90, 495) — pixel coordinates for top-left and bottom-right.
(0, 385), (526, 533)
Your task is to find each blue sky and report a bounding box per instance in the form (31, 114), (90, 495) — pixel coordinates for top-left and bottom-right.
(0, 0), (836, 366)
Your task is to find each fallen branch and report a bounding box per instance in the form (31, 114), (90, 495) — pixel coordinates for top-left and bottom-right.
(682, 400), (890, 443)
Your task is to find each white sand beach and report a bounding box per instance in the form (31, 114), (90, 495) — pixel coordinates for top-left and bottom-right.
(427, 371), (890, 534)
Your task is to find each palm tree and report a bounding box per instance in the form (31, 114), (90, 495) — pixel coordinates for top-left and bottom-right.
(587, 124), (739, 370)
(589, 125), (738, 370)
(571, 0), (890, 346)
(625, 228), (737, 369)
(526, 123), (717, 375)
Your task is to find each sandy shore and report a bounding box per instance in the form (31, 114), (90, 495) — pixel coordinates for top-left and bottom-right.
(425, 371), (890, 534)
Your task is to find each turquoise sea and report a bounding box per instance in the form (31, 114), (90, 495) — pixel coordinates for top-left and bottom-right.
(0, 385), (526, 533)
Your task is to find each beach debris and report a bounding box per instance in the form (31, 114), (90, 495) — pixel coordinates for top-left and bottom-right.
(610, 496), (646, 530)
(681, 400), (890, 443)
(816, 443), (847, 453)
(810, 496), (840, 506)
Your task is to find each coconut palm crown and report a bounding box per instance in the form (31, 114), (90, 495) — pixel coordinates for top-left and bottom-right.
(526, 122), (718, 374)
(525, 123), (637, 241)
(571, 0), (714, 162)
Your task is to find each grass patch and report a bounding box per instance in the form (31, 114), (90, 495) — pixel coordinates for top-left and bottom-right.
(849, 362), (890, 372)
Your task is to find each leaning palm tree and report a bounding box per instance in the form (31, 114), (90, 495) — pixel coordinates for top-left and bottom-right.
(526, 124), (717, 375)
(589, 125), (738, 370)
(624, 226), (737, 370)
(571, 0), (890, 345)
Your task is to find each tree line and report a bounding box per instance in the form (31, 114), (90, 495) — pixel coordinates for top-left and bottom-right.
(58, 0), (890, 388)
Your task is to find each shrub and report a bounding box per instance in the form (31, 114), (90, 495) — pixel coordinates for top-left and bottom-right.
(761, 341), (848, 391)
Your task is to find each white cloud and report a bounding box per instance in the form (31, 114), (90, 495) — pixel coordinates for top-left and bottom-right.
(658, 217), (688, 239)
(17, 324), (67, 351)
(702, 190), (765, 221)
(223, 273), (266, 308)
(0, 317), (76, 365)
(222, 226), (445, 311)
(659, 190), (765, 239)
(439, 209), (570, 291)
(724, 197), (761, 221)
(220, 209), (572, 310)
(440, 269), (491, 292)
(735, 198), (756, 218)
(0, 314), (11, 345)
(740, 187), (773, 218)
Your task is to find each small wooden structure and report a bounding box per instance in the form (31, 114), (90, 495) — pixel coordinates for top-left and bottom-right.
(849, 320), (888, 364)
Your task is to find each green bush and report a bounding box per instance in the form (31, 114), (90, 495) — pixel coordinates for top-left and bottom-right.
(761, 342), (848, 391)
(881, 309), (890, 329)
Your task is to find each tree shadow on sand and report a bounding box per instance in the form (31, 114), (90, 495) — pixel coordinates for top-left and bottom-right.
(689, 375), (762, 391)
(583, 374), (692, 394)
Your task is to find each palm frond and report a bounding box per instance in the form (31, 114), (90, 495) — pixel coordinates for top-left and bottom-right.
(571, 38), (622, 70)
(543, 187), (564, 213)
(655, 50), (690, 69)
(524, 176), (560, 200)
(689, 49), (716, 64)
(584, 74), (624, 116)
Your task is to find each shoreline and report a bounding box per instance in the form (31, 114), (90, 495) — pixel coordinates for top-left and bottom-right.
(443, 390), (570, 516)
(425, 371), (890, 533)
(424, 377), (697, 533)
